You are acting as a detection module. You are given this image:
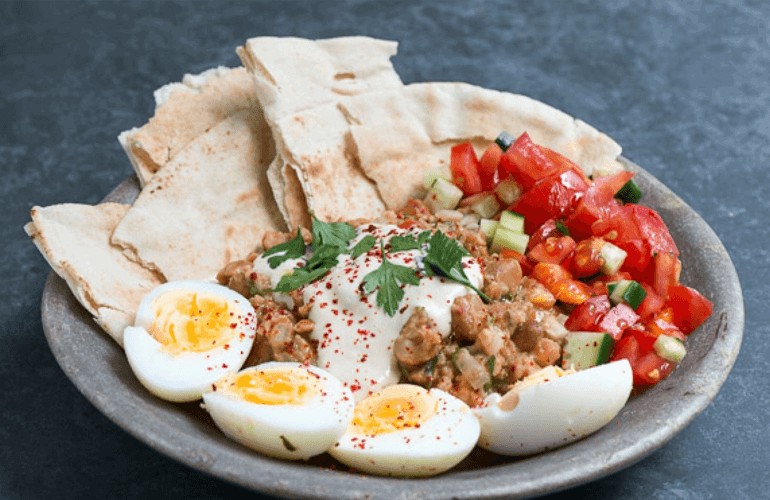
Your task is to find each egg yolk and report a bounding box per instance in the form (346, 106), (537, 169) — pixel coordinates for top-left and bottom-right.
(227, 368), (322, 406)
(352, 384), (437, 436)
(149, 290), (234, 354)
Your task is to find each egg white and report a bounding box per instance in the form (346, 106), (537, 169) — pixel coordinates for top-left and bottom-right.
(474, 359), (632, 456)
(328, 386), (480, 477)
(124, 280), (256, 402)
(203, 362), (354, 460)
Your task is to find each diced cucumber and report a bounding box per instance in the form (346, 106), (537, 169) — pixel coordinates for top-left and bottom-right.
(615, 179), (643, 204)
(495, 131), (515, 152)
(600, 241), (627, 275)
(479, 219), (499, 244)
(490, 227), (529, 254)
(424, 178), (463, 212)
(494, 178), (522, 205)
(608, 279), (647, 310)
(498, 210), (525, 234)
(654, 334), (686, 363)
(562, 331), (614, 370)
(423, 168), (451, 190)
(470, 193), (501, 219)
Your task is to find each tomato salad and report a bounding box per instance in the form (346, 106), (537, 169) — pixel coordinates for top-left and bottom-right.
(429, 131), (713, 390)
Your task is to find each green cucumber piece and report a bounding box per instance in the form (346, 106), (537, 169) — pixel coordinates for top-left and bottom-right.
(495, 131), (515, 151)
(654, 334), (686, 363)
(562, 332), (614, 370)
(498, 210), (525, 234)
(423, 168), (451, 190)
(490, 227), (529, 254)
(479, 219), (499, 244)
(608, 279), (647, 310)
(424, 178), (463, 212)
(600, 241), (627, 275)
(470, 193), (501, 219)
(615, 179), (643, 204)
(494, 178), (522, 205)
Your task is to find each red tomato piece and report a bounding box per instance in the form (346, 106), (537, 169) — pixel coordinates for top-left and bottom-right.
(479, 143), (503, 191)
(565, 171), (634, 240)
(666, 285), (713, 334)
(527, 219), (561, 251)
(565, 295), (611, 332)
(635, 282), (665, 321)
(653, 252), (680, 298)
(499, 132), (559, 190)
(611, 335), (640, 364)
(599, 303), (641, 340)
(540, 146), (592, 185)
(527, 236), (576, 265)
(511, 169), (589, 234)
(450, 143), (483, 195)
(552, 279), (592, 305)
(531, 262), (573, 289)
(570, 237), (606, 277)
(633, 352), (675, 386)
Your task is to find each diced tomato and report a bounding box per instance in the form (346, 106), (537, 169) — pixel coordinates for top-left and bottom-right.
(531, 262), (572, 289)
(511, 169), (589, 234)
(450, 143), (483, 195)
(627, 326), (659, 352)
(646, 315), (686, 342)
(499, 132), (559, 190)
(599, 303), (640, 340)
(479, 143), (503, 191)
(552, 279), (592, 305)
(635, 282), (665, 321)
(666, 285), (714, 334)
(527, 219), (561, 251)
(565, 171), (633, 240)
(527, 236), (576, 265)
(611, 335), (640, 364)
(633, 205), (678, 257)
(570, 237), (606, 277)
(653, 252), (680, 297)
(540, 147), (592, 185)
(565, 295), (611, 331)
(633, 352), (675, 386)
(500, 249), (532, 276)
(397, 219), (417, 230)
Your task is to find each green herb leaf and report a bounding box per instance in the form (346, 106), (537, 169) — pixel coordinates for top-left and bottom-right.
(350, 235), (376, 258)
(555, 219), (570, 236)
(417, 230), (432, 245)
(389, 234), (420, 252)
(362, 247), (420, 317)
(262, 229), (306, 269)
(311, 216), (356, 251)
(272, 244), (342, 293)
(424, 231), (490, 302)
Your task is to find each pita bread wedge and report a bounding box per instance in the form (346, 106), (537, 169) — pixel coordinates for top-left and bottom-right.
(111, 108), (285, 281)
(25, 203), (162, 345)
(237, 36), (402, 226)
(338, 82), (624, 209)
(118, 66), (258, 186)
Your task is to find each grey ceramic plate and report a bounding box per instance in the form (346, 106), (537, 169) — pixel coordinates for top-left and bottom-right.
(41, 159), (743, 499)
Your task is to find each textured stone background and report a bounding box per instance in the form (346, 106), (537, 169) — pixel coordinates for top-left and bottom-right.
(1, 0), (768, 498)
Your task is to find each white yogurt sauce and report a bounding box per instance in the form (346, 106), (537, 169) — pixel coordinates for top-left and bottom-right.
(254, 224), (482, 400)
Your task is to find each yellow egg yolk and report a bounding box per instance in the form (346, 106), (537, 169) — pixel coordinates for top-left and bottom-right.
(226, 368), (323, 406)
(149, 290), (234, 354)
(352, 384), (437, 436)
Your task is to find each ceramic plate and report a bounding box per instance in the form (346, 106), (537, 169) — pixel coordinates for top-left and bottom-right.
(41, 159), (743, 499)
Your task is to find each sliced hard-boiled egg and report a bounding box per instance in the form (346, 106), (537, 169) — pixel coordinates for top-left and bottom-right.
(124, 280), (256, 402)
(203, 362), (353, 460)
(474, 359), (632, 456)
(329, 384), (480, 477)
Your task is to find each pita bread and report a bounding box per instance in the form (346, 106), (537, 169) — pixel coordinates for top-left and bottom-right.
(339, 82), (624, 209)
(111, 108), (285, 281)
(25, 203), (162, 344)
(237, 36), (403, 226)
(118, 66), (258, 186)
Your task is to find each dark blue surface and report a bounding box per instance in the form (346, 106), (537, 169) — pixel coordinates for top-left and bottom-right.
(1, 1), (768, 498)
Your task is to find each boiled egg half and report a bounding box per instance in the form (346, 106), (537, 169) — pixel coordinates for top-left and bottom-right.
(124, 280), (256, 402)
(329, 384), (480, 476)
(473, 359), (632, 456)
(203, 362), (354, 460)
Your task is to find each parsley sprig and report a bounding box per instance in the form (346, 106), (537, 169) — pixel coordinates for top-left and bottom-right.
(311, 216), (356, 251)
(262, 229), (306, 269)
(362, 242), (420, 316)
(423, 231), (490, 303)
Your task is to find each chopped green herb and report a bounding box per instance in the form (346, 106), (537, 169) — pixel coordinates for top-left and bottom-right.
(555, 219), (570, 236)
(389, 234), (421, 252)
(424, 356), (438, 375)
(311, 216), (356, 251)
(486, 355), (496, 377)
(362, 243), (420, 316)
(424, 231), (490, 302)
(417, 230), (432, 245)
(350, 235), (376, 258)
(262, 229), (306, 269)
(273, 266), (330, 293)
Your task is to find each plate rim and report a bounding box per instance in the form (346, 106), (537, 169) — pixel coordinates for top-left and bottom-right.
(41, 158), (744, 499)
